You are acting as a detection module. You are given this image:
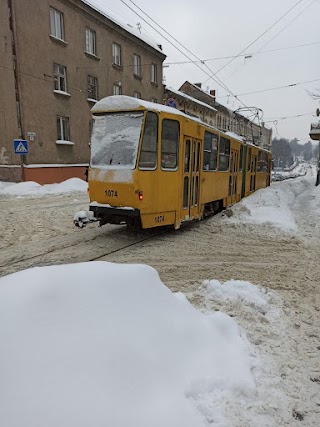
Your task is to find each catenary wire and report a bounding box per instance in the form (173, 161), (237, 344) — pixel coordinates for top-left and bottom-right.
(119, 0), (264, 119)
(202, 0), (306, 84)
(217, 77), (320, 98)
(164, 41), (320, 65)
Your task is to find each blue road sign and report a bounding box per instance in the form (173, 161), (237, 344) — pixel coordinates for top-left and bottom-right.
(14, 139), (29, 154)
(166, 98), (177, 109)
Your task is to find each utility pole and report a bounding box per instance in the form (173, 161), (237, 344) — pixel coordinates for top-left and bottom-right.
(309, 113), (320, 185)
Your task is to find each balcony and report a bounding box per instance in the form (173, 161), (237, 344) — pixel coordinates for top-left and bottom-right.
(309, 122), (320, 140)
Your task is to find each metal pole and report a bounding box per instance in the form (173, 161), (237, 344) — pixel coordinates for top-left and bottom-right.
(317, 140), (320, 186)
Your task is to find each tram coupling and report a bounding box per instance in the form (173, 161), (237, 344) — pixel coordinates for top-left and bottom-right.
(74, 210), (97, 228)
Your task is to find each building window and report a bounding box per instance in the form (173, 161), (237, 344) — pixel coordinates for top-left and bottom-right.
(54, 64), (67, 92)
(50, 7), (64, 40)
(85, 28), (96, 55)
(134, 54), (141, 76)
(112, 43), (121, 65)
(88, 75), (98, 100)
(133, 91), (141, 99)
(150, 98), (157, 103)
(57, 116), (70, 141)
(161, 119), (179, 169)
(151, 64), (157, 83)
(113, 84), (122, 95)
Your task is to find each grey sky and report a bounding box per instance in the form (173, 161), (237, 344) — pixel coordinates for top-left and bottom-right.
(103, 0), (320, 142)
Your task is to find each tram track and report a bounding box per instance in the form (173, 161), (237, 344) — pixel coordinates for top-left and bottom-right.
(0, 225), (172, 277)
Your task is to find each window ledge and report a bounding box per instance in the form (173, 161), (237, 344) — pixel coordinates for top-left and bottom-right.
(50, 35), (68, 46)
(112, 63), (123, 71)
(87, 98), (98, 103)
(150, 81), (158, 87)
(56, 140), (74, 146)
(84, 51), (100, 61)
(54, 90), (71, 97)
(134, 74), (142, 81)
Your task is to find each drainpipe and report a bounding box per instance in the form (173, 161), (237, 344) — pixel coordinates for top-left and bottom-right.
(8, 0), (25, 181)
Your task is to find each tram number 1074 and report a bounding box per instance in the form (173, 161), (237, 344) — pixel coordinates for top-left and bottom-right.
(155, 215), (165, 223)
(105, 189), (118, 197)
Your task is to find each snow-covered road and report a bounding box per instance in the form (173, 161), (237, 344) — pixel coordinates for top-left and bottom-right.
(0, 172), (320, 425)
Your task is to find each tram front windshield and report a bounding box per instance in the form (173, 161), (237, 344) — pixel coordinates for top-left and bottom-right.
(91, 112), (143, 168)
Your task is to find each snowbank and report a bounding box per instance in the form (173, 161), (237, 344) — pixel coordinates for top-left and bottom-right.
(227, 177), (314, 231)
(315, 182), (320, 213)
(202, 279), (270, 314)
(0, 261), (255, 427)
(0, 178), (87, 196)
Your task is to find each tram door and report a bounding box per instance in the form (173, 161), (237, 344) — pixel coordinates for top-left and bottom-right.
(229, 150), (239, 201)
(250, 155), (257, 192)
(182, 137), (201, 221)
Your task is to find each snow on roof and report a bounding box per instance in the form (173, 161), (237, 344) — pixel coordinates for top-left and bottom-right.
(225, 131), (245, 142)
(186, 81), (217, 101)
(92, 95), (187, 117)
(166, 86), (217, 112)
(81, 0), (165, 55)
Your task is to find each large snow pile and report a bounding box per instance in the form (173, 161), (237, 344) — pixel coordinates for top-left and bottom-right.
(0, 178), (87, 196)
(0, 262), (256, 427)
(227, 177), (313, 231)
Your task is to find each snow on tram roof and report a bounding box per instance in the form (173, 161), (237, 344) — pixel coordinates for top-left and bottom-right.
(92, 96), (187, 117)
(92, 97), (268, 150)
(225, 131), (246, 142)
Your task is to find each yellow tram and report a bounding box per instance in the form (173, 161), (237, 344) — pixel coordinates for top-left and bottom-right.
(86, 95), (271, 230)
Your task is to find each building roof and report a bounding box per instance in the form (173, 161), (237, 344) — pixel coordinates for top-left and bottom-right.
(81, 0), (165, 56)
(165, 86), (217, 113)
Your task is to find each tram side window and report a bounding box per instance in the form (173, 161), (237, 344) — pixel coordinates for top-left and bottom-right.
(257, 151), (263, 172)
(138, 112), (158, 169)
(161, 119), (179, 169)
(218, 137), (230, 171)
(203, 131), (218, 171)
(247, 148), (252, 171)
(239, 144), (244, 171)
(262, 152), (267, 171)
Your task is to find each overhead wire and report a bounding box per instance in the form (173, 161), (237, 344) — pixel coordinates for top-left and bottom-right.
(252, 0), (317, 56)
(202, 0), (306, 84)
(217, 77), (320, 98)
(164, 41), (320, 65)
(216, 0), (318, 84)
(119, 0), (260, 119)
(264, 112), (314, 121)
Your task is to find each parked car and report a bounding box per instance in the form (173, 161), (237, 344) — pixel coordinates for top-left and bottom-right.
(272, 173), (285, 182)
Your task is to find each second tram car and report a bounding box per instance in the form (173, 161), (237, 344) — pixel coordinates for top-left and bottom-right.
(86, 95), (271, 230)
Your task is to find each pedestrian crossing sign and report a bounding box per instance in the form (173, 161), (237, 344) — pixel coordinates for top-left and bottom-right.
(14, 139), (29, 154)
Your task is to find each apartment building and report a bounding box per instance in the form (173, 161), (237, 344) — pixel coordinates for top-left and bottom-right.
(178, 81), (272, 149)
(164, 86), (217, 125)
(0, 0), (165, 183)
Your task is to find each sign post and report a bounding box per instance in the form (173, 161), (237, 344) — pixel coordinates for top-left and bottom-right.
(13, 139), (29, 181)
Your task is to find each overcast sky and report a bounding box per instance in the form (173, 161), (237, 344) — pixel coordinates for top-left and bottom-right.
(104, 0), (320, 143)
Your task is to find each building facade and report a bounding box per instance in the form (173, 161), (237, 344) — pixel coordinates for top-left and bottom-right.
(0, 0), (165, 183)
(164, 86), (217, 125)
(178, 81), (272, 149)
